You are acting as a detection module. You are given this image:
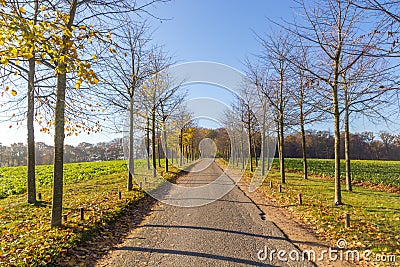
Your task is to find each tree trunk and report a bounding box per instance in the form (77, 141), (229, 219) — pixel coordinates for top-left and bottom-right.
(241, 129), (245, 171)
(179, 130), (183, 166)
(261, 107), (266, 176)
(253, 139), (258, 167)
(27, 56), (36, 204)
(146, 116), (150, 170)
(162, 121), (168, 172)
(247, 128), (253, 172)
(51, 72), (66, 227)
(299, 84), (308, 180)
(27, 0), (39, 204)
(333, 63), (342, 205)
(344, 86), (352, 192)
(278, 115), (285, 184)
(51, 0), (78, 227)
(127, 96), (134, 191)
(157, 135), (161, 168)
(151, 110), (157, 177)
(279, 69), (285, 184)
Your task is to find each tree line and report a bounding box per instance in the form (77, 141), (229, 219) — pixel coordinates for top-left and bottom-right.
(0, 139), (125, 167)
(1, 0), (400, 226)
(224, 0), (400, 205)
(0, 0), (187, 227)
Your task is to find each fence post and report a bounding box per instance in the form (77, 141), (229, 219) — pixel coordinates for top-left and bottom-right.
(298, 193), (303, 205)
(80, 207), (84, 221)
(345, 212), (350, 228)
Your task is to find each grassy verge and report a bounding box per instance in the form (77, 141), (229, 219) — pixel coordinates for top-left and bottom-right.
(221, 159), (400, 266)
(0, 159), (184, 266)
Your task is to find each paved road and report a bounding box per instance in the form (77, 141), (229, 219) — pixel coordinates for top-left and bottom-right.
(107, 160), (315, 267)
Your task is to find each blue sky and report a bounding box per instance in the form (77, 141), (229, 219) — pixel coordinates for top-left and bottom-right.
(0, 0), (397, 146)
(148, 0), (293, 69)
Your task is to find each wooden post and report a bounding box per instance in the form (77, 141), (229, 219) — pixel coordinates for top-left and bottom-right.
(63, 214), (68, 222)
(118, 191), (122, 200)
(278, 184), (282, 193)
(38, 193), (42, 200)
(298, 193), (303, 205)
(345, 212), (350, 228)
(80, 207), (84, 221)
(269, 181), (273, 188)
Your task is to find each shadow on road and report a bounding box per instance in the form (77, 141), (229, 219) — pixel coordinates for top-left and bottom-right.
(115, 247), (275, 267)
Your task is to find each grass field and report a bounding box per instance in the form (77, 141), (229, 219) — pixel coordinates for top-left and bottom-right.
(0, 161), (128, 199)
(0, 159), (183, 266)
(271, 158), (400, 188)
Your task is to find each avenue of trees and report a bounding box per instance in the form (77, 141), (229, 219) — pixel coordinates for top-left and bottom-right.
(0, 0), (192, 226)
(227, 0), (400, 205)
(1, 0), (400, 227)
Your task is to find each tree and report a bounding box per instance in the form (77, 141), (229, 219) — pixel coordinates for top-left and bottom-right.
(291, 0), (383, 204)
(340, 54), (392, 191)
(139, 50), (174, 177)
(247, 32), (294, 184)
(290, 43), (327, 180)
(0, 0), (43, 203)
(103, 21), (153, 190)
(48, 0), (169, 227)
(157, 83), (185, 172)
(232, 92), (258, 173)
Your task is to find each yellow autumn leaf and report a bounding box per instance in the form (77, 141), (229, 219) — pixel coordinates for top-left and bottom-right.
(11, 90), (17, 96)
(19, 7), (26, 14)
(0, 57), (8, 66)
(23, 53), (33, 60)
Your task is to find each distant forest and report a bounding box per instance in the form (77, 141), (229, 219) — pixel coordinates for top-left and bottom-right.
(0, 139), (124, 167)
(1, 129), (400, 167)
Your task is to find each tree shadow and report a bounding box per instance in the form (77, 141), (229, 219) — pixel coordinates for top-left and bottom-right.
(116, 246), (275, 266)
(55, 168), (188, 267)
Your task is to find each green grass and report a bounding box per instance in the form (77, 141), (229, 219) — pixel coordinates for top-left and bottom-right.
(0, 159), (184, 266)
(264, 169), (399, 253)
(0, 160), (128, 199)
(272, 158), (400, 187)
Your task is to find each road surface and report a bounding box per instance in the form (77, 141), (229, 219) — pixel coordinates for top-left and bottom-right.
(105, 159), (315, 267)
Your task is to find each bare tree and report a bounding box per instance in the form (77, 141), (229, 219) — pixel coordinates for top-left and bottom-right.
(101, 20), (154, 190)
(247, 32), (294, 184)
(290, 0), (383, 204)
